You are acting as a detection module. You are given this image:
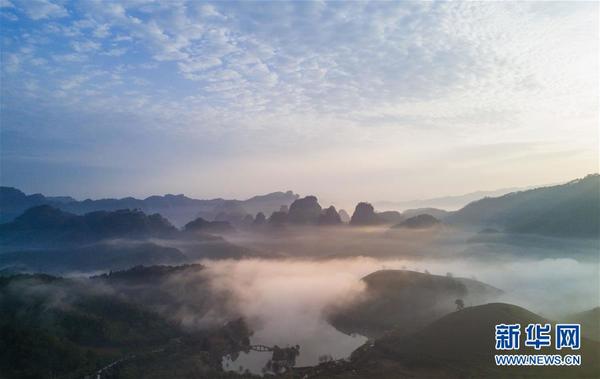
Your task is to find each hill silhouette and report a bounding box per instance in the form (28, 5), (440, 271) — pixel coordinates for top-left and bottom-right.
(183, 217), (235, 234)
(0, 187), (69, 223)
(93, 264), (204, 283)
(376, 210), (404, 224)
(329, 270), (502, 338)
(350, 202), (383, 226)
(392, 214), (440, 229)
(366, 303), (599, 377)
(567, 307), (600, 341)
(313, 303), (600, 378)
(0, 205), (178, 246)
(447, 174), (600, 238)
(374, 186), (531, 212)
(0, 206), (255, 273)
(401, 207), (449, 220)
(288, 195), (322, 224)
(319, 206), (343, 225)
(0, 187), (299, 227)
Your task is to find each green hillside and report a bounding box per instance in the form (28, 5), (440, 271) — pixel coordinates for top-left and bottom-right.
(0, 270), (252, 379)
(447, 174), (600, 239)
(312, 303), (600, 378)
(567, 307), (600, 342)
(329, 269), (502, 338)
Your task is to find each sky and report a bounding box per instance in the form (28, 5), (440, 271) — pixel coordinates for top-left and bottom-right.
(0, 0), (598, 207)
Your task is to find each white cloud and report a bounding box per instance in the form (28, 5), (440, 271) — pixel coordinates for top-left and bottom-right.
(6, 2), (597, 131)
(60, 75), (89, 90)
(1, 1), (597, 200)
(102, 47), (127, 57)
(51, 53), (87, 63)
(93, 23), (110, 38)
(19, 0), (67, 20)
(1, 11), (17, 21)
(0, 0), (14, 8)
(3, 53), (20, 72)
(199, 4), (225, 19)
(178, 57), (222, 74)
(29, 57), (47, 66)
(71, 40), (100, 52)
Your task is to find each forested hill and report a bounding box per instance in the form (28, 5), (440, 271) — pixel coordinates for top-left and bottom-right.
(446, 174), (600, 238)
(0, 205), (178, 246)
(0, 186), (299, 226)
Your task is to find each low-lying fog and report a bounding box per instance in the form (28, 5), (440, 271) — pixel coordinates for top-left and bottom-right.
(203, 252), (599, 374)
(40, 226), (598, 375)
(210, 259), (373, 373)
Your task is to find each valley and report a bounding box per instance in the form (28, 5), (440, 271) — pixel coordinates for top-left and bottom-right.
(0, 175), (598, 378)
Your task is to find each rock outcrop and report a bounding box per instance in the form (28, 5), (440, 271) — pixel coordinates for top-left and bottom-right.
(350, 202), (382, 225)
(253, 212), (267, 226)
(287, 196), (322, 225)
(319, 206), (342, 225)
(338, 209), (351, 223)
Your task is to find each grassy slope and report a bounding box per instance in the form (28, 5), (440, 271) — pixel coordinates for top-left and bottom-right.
(312, 303), (600, 378)
(567, 307), (600, 342)
(329, 270), (502, 338)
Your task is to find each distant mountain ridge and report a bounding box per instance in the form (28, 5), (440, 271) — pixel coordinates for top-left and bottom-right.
(447, 174), (600, 238)
(4, 174), (597, 238)
(0, 187), (299, 226)
(0, 205), (255, 273)
(0, 205), (178, 246)
(375, 185), (536, 211)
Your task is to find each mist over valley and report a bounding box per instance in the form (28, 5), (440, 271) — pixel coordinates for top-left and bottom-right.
(1, 2), (598, 377)
(0, 175), (598, 377)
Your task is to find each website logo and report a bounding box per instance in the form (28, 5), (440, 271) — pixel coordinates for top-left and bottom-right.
(494, 323), (581, 366)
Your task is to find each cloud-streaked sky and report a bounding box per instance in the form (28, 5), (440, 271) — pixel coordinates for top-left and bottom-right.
(1, 1), (597, 207)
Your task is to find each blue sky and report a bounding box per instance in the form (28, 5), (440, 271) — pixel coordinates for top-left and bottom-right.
(0, 1), (597, 207)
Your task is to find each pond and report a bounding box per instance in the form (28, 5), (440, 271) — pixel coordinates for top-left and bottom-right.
(222, 323), (367, 375)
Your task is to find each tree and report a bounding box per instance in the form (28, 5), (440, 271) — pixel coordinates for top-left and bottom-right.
(253, 212), (266, 226)
(455, 298), (464, 311)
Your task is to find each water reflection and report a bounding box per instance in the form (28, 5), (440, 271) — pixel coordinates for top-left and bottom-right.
(222, 327), (367, 375)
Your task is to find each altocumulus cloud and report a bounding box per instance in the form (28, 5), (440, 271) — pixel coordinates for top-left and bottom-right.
(0, 1), (597, 201)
